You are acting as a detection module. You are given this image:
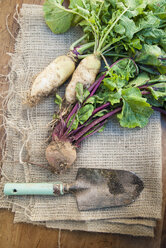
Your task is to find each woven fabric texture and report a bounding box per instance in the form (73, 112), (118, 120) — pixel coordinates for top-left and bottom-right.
(0, 4), (162, 237)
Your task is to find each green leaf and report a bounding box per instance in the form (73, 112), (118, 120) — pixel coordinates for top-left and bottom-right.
(114, 24), (125, 35)
(129, 72), (149, 87)
(104, 58), (138, 91)
(146, 94), (164, 107)
(138, 64), (160, 75)
(135, 44), (166, 73)
(78, 104), (94, 124)
(43, 0), (74, 34)
(100, 1), (112, 24)
(138, 28), (166, 50)
(138, 11), (160, 30)
(83, 89), (90, 101)
(157, 65), (166, 75)
(103, 78), (116, 91)
(75, 5), (90, 17)
(117, 87), (153, 128)
(76, 83), (84, 103)
(85, 96), (96, 105)
(71, 117), (79, 130)
(69, 0), (84, 9)
(93, 109), (109, 118)
(93, 94), (106, 105)
(67, 114), (79, 130)
(119, 15), (139, 39)
(123, 0), (147, 14)
(76, 83), (90, 103)
(147, 83), (166, 100)
(111, 58), (138, 80)
(130, 38), (142, 50)
(160, 35), (166, 52)
(108, 91), (121, 105)
(54, 93), (62, 107)
(148, 75), (166, 84)
(148, 0), (166, 20)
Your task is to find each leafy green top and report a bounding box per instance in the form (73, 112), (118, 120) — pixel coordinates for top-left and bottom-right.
(43, 0), (166, 73)
(55, 58), (166, 131)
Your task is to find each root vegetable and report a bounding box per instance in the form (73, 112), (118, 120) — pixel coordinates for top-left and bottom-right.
(45, 58), (145, 174)
(27, 55), (75, 106)
(45, 138), (76, 174)
(65, 54), (101, 104)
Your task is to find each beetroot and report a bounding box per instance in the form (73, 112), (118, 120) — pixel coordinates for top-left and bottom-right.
(46, 139), (76, 174)
(45, 71), (121, 174)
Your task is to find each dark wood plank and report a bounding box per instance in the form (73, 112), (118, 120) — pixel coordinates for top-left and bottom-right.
(0, 1), (165, 248)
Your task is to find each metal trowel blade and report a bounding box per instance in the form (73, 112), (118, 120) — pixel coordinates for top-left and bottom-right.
(74, 168), (144, 211)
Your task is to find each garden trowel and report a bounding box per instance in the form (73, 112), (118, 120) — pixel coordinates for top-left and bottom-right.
(4, 168), (144, 211)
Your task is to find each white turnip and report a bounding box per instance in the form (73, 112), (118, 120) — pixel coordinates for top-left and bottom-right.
(65, 54), (101, 104)
(27, 55), (75, 106)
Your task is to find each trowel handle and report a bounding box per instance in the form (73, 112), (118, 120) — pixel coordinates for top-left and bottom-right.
(4, 182), (67, 196)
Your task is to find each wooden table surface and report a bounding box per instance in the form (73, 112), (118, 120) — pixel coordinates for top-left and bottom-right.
(0, 1), (166, 247)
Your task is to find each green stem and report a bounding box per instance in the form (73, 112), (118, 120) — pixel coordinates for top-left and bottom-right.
(77, 42), (95, 54)
(70, 34), (88, 50)
(93, 33), (98, 53)
(102, 44), (122, 55)
(97, 1), (104, 17)
(97, 26), (108, 50)
(104, 53), (128, 58)
(148, 79), (166, 84)
(77, 54), (90, 59)
(101, 35), (125, 53)
(101, 54), (109, 69)
(154, 12), (166, 15)
(97, 8), (128, 52)
(94, 1), (104, 52)
(70, 11), (97, 40)
(159, 23), (166, 28)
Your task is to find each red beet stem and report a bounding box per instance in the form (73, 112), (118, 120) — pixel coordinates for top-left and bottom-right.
(67, 102), (111, 138)
(139, 81), (163, 89)
(89, 74), (106, 96)
(141, 91), (151, 95)
(152, 106), (166, 115)
(65, 103), (79, 125)
(63, 108), (79, 137)
(76, 119), (107, 146)
(92, 102), (110, 115)
(73, 107), (122, 141)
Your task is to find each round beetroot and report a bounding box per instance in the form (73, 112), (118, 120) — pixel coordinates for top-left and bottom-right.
(45, 139), (76, 174)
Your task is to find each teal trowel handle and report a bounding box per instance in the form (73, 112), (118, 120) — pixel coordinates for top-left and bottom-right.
(4, 182), (66, 196)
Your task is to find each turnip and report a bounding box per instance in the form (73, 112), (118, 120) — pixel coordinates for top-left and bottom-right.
(27, 55), (75, 106)
(65, 54), (101, 103)
(27, 28), (95, 106)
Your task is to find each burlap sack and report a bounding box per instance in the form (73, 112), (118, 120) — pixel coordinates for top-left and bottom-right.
(46, 220), (155, 237)
(12, 204), (156, 227)
(12, 209), (154, 237)
(11, 205), (155, 237)
(0, 4), (162, 236)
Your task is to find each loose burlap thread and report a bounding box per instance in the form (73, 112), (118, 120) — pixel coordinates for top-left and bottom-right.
(0, 4), (163, 237)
